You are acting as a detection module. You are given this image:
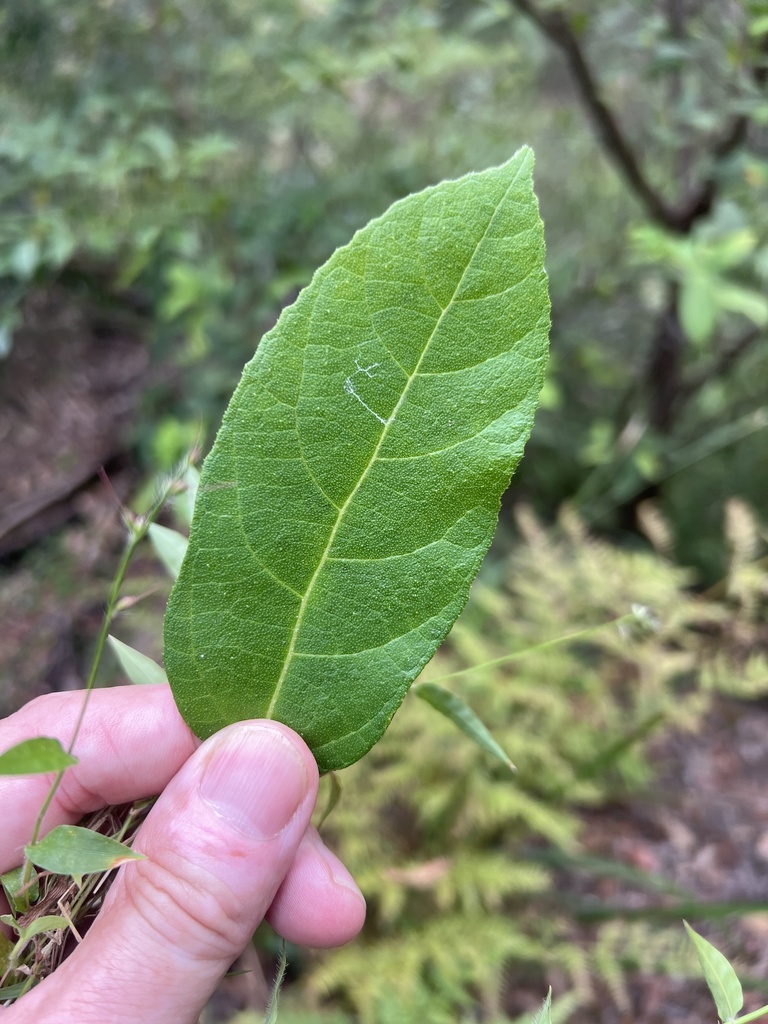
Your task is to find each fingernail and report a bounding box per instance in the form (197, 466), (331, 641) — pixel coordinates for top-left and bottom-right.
(200, 724), (308, 839)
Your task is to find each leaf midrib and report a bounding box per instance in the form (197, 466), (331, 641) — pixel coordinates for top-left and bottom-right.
(264, 171), (520, 719)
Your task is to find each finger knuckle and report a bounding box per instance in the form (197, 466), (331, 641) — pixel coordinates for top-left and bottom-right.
(120, 840), (246, 964)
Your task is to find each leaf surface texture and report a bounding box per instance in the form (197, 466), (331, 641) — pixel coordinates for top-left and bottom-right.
(165, 150), (550, 771)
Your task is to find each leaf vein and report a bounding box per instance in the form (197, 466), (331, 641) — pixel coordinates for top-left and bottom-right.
(378, 410), (524, 463)
(203, 538), (304, 600)
(327, 533), (475, 565)
(453, 265), (539, 303)
(264, 174), (520, 720)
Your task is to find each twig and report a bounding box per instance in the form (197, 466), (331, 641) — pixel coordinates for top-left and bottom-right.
(679, 325), (763, 404)
(507, 0), (677, 228)
(507, 0), (762, 234)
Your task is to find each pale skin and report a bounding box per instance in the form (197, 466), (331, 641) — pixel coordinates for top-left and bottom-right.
(0, 685), (366, 1023)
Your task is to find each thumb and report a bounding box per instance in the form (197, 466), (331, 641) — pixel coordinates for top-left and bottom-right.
(15, 721), (318, 1024)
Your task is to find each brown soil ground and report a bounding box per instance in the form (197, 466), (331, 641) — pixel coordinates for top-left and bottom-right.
(567, 699), (768, 1023)
(0, 292), (159, 714)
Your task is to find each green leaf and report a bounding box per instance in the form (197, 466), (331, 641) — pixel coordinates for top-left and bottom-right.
(684, 920), (743, 1022)
(317, 771), (343, 830)
(0, 931), (15, 976)
(24, 825), (146, 878)
(749, 14), (768, 37)
(532, 988), (552, 1024)
(10, 238), (40, 281)
(14, 916), (69, 944)
(707, 229), (757, 270)
(679, 272), (717, 345)
(713, 282), (768, 327)
(165, 150), (550, 772)
(108, 635), (168, 686)
(1, 864), (39, 916)
(0, 981), (28, 1002)
(11, 916), (69, 960)
(148, 523), (189, 579)
(413, 682), (515, 769)
(175, 465), (200, 527)
(0, 737), (78, 776)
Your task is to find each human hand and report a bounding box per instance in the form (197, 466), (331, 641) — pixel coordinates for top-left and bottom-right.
(0, 685), (366, 1024)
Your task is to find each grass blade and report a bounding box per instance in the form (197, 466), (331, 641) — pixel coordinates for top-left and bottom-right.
(148, 523), (188, 579)
(684, 920), (743, 1022)
(108, 636), (168, 686)
(414, 682), (515, 770)
(532, 988), (552, 1024)
(25, 824), (146, 879)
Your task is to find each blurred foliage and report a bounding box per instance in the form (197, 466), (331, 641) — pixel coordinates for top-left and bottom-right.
(214, 504), (765, 1022)
(2, 4), (768, 1016)
(1, 0), (767, 577)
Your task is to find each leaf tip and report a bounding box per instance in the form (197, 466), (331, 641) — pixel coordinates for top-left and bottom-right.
(112, 851), (147, 867)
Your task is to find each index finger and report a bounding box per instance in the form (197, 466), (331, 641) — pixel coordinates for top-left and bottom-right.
(0, 685), (199, 873)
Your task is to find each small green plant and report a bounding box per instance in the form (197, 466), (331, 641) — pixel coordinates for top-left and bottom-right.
(685, 921), (768, 1024)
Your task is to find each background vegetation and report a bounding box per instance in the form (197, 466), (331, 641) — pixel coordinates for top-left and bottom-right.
(1, 1), (767, 1021)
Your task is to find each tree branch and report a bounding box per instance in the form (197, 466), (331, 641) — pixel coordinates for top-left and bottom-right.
(679, 325), (763, 405)
(677, 29), (768, 228)
(508, 0), (762, 234)
(673, 114), (749, 230)
(507, 0), (680, 230)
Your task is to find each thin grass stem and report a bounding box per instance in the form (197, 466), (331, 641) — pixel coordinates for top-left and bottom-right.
(423, 611), (638, 684)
